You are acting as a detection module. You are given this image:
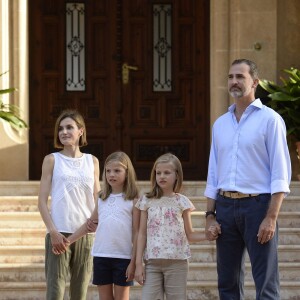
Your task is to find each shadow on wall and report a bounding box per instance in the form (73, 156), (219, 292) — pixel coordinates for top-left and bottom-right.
(0, 143), (28, 180)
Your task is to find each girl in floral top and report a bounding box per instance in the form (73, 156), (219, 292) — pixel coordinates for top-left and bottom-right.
(135, 153), (218, 300)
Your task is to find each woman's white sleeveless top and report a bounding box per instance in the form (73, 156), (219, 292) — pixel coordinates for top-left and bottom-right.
(50, 152), (95, 233)
(92, 193), (133, 259)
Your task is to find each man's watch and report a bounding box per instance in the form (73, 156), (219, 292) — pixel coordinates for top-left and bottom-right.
(205, 211), (216, 218)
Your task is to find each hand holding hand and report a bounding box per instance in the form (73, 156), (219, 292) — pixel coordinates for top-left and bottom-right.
(208, 224), (221, 239)
(50, 231), (70, 255)
(125, 261), (135, 282)
(205, 220), (221, 241)
(135, 264), (145, 285)
(86, 218), (98, 232)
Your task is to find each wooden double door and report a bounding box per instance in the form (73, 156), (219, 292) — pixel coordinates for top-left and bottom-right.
(29, 0), (210, 180)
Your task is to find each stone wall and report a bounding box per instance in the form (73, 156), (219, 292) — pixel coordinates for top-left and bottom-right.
(210, 0), (300, 180)
(0, 0), (299, 180)
(0, 122), (28, 180)
(210, 0), (278, 124)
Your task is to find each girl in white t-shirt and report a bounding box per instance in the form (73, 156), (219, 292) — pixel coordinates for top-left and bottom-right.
(134, 153), (219, 300)
(65, 151), (140, 300)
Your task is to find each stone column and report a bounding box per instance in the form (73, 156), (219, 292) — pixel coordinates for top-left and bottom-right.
(0, 0), (29, 180)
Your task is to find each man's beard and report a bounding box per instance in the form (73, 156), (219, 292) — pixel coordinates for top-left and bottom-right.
(229, 88), (243, 98)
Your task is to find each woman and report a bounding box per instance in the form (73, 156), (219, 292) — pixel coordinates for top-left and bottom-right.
(38, 109), (100, 300)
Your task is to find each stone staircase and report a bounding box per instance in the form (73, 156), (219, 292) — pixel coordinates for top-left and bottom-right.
(0, 181), (300, 300)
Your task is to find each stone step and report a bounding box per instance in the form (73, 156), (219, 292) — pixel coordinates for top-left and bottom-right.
(277, 228), (300, 245)
(190, 211), (300, 228)
(1, 195), (300, 212)
(0, 181), (208, 197)
(0, 181), (40, 196)
(289, 181), (300, 196)
(189, 244), (300, 263)
(1, 227), (299, 246)
(1, 180), (299, 196)
(0, 246), (45, 264)
(0, 212), (44, 228)
(0, 228), (45, 246)
(0, 263), (45, 282)
(0, 196), (39, 212)
(0, 280), (299, 300)
(188, 262), (300, 281)
(0, 281), (211, 300)
(1, 210), (299, 229)
(0, 180), (299, 300)
(1, 244), (299, 264)
(1, 261), (299, 283)
(189, 195), (300, 212)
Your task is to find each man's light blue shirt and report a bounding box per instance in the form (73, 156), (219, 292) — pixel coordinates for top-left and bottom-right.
(204, 99), (291, 200)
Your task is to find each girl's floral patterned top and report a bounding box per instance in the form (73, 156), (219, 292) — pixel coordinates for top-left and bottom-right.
(136, 193), (195, 260)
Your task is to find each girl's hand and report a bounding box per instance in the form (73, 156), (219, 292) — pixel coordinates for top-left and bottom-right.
(206, 220), (221, 241)
(126, 260), (135, 281)
(135, 263), (145, 285)
(86, 218), (98, 232)
(208, 224), (221, 239)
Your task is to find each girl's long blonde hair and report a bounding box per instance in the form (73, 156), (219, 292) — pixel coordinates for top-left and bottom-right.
(100, 151), (139, 200)
(146, 153), (183, 198)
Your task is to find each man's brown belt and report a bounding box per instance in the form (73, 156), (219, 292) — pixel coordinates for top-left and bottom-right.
(219, 190), (259, 199)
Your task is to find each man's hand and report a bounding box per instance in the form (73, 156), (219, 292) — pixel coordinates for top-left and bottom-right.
(257, 216), (276, 244)
(205, 218), (221, 241)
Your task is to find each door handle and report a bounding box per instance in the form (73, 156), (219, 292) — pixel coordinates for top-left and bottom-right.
(122, 63), (138, 84)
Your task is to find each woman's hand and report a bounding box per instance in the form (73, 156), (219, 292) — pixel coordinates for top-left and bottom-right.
(50, 230), (69, 255)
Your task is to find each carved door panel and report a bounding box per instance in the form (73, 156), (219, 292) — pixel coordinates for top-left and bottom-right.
(29, 1), (120, 179)
(29, 0), (210, 180)
(120, 1), (210, 179)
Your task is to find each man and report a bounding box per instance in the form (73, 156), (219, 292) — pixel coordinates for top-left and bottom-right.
(204, 59), (291, 299)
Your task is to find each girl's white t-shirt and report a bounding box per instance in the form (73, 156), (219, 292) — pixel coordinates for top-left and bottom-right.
(92, 193), (133, 259)
(50, 152), (95, 233)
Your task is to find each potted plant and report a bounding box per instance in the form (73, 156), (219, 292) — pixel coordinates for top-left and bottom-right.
(259, 67), (300, 179)
(0, 71), (28, 130)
